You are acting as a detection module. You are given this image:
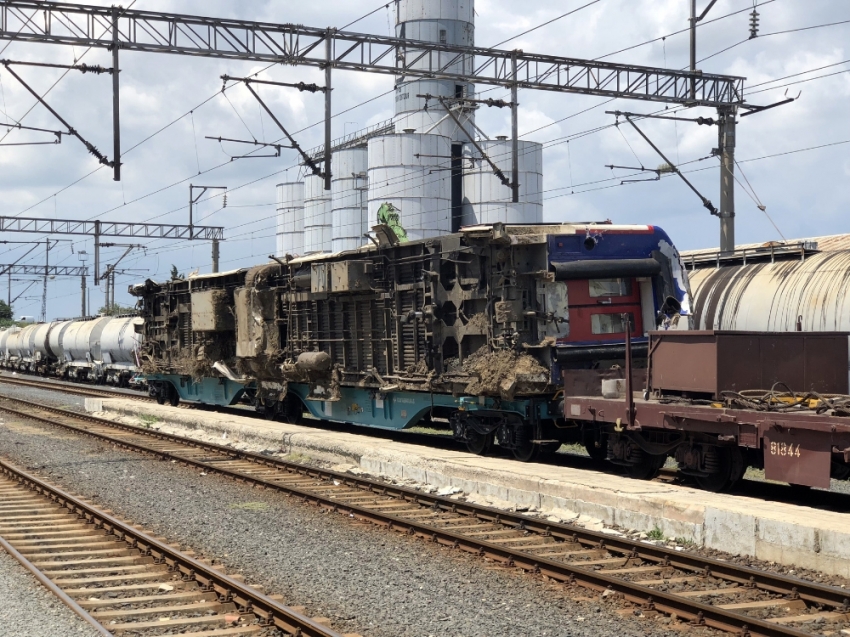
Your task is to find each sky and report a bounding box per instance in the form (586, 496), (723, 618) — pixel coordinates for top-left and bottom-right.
(0, 0), (847, 320)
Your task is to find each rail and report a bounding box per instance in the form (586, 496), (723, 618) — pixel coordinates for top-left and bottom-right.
(0, 457), (348, 637)
(2, 395), (847, 636)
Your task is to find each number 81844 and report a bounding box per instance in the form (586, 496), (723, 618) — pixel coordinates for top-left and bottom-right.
(769, 441), (801, 458)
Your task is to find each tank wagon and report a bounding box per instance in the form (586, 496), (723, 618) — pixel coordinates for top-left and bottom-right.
(132, 222), (690, 461)
(688, 250), (850, 333)
(0, 315), (143, 386)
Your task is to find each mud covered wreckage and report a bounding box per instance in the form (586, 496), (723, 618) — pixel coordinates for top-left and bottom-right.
(131, 222), (690, 462)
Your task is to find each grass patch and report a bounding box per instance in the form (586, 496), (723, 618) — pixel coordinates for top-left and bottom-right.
(139, 414), (160, 428)
(285, 452), (313, 464)
(647, 526), (665, 541)
(228, 502), (270, 512)
(675, 536), (697, 548)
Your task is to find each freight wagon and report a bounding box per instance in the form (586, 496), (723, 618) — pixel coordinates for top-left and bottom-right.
(131, 222), (690, 461)
(0, 315), (143, 386)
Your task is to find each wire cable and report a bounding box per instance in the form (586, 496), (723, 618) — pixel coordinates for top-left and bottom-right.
(491, 0), (603, 48)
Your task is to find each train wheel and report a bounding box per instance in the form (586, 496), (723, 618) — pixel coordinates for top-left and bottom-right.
(584, 439), (608, 463)
(511, 438), (540, 463)
(280, 397), (304, 425)
(466, 430), (494, 456)
(626, 453), (666, 480)
(168, 386), (180, 407)
(831, 461), (850, 481)
(156, 394), (166, 405)
(695, 447), (741, 492)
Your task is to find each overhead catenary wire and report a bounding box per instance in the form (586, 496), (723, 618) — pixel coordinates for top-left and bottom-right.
(491, 0), (603, 48)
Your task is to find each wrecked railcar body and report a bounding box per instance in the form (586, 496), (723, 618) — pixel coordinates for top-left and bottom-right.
(131, 223), (690, 460)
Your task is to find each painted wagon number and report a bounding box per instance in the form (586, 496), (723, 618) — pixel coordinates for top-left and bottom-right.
(770, 442), (801, 458)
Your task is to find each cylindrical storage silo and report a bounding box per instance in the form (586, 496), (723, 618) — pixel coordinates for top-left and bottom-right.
(368, 133), (453, 241)
(462, 139), (543, 226)
(331, 147), (369, 252)
(393, 0), (475, 141)
(303, 175), (332, 253)
(276, 182), (305, 257)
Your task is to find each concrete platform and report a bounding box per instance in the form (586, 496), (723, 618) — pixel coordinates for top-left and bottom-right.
(94, 398), (850, 577)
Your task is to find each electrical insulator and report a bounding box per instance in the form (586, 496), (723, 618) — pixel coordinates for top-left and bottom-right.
(749, 9), (760, 39)
(222, 193), (228, 208)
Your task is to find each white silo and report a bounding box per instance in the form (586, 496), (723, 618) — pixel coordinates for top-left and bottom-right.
(368, 132), (453, 241)
(462, 138), (543, 225)
(276, 182), (305, 257)
(394, 0), (475, 141)
(303, 174), (333, 253)
(331, 148), (369, 252)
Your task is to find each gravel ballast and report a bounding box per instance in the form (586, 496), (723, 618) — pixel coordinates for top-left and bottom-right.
(0, 549), (102, 637)
(0, 412), (684, 637)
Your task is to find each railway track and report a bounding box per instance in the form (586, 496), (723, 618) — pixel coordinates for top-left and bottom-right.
(2, 396), (849, 636)
(0, 457), (352, 637)
(0, 373), (154, 401)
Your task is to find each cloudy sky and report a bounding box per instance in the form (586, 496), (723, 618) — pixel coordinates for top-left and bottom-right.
(0, 0), (847, 320)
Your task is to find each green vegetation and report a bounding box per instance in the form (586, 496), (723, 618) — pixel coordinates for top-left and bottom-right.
(98, 303), (137, 316)
(139, 414), (160, 428)
(170, 265), (185, 281)
(647, 526), (665, 541)
(675, 536), (696, 548)
(0, 300), (12, 321)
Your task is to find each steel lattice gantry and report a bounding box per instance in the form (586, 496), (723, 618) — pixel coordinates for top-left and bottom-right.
(0, 216), (224, 241)
(0, 263), (86, 276)
(0, 1), (744, 107)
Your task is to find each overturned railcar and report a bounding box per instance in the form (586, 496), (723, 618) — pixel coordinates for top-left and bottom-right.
(132, 223), (690, 460)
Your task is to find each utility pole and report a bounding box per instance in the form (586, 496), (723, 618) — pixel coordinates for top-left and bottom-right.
(211, 239), (220, 273)
(189, 185), (227, 273)
(718, 107), (737, 252)
(78, 250), (88, 317)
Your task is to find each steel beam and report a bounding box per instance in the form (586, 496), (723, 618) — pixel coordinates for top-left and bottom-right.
(0, 1), (745, 108)
(0, 216), (224, 240)
(0, 264), (86, 276)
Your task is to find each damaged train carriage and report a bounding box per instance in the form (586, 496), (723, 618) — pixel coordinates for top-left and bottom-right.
(132, 223), (690, 461)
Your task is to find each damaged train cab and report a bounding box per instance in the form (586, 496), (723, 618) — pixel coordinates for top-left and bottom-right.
(131, 222), (690, 461)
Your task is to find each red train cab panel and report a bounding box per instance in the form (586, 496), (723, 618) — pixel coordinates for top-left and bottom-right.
(564, 278), (643, 343)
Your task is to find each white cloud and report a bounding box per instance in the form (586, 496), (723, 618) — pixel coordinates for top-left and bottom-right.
(0, 0), (848, 318)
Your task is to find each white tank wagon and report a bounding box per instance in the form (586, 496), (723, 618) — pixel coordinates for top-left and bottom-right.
(47, 320), (74, 364)
(57, 316), (112, 381)
(98, 316), (144, 386)
(0, 327), (18, 366)
(6, 324), (34, 369)
(689, 251), (850, 332)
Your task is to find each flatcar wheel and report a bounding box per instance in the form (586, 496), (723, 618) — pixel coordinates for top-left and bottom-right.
(466, 431), (494, 456)
(695, 447), (735, 492)
(831, 461), (850, 481)
(626, 453), (665, 480)
(168, 388), (180, 407)
(156, 394), (166, 405)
